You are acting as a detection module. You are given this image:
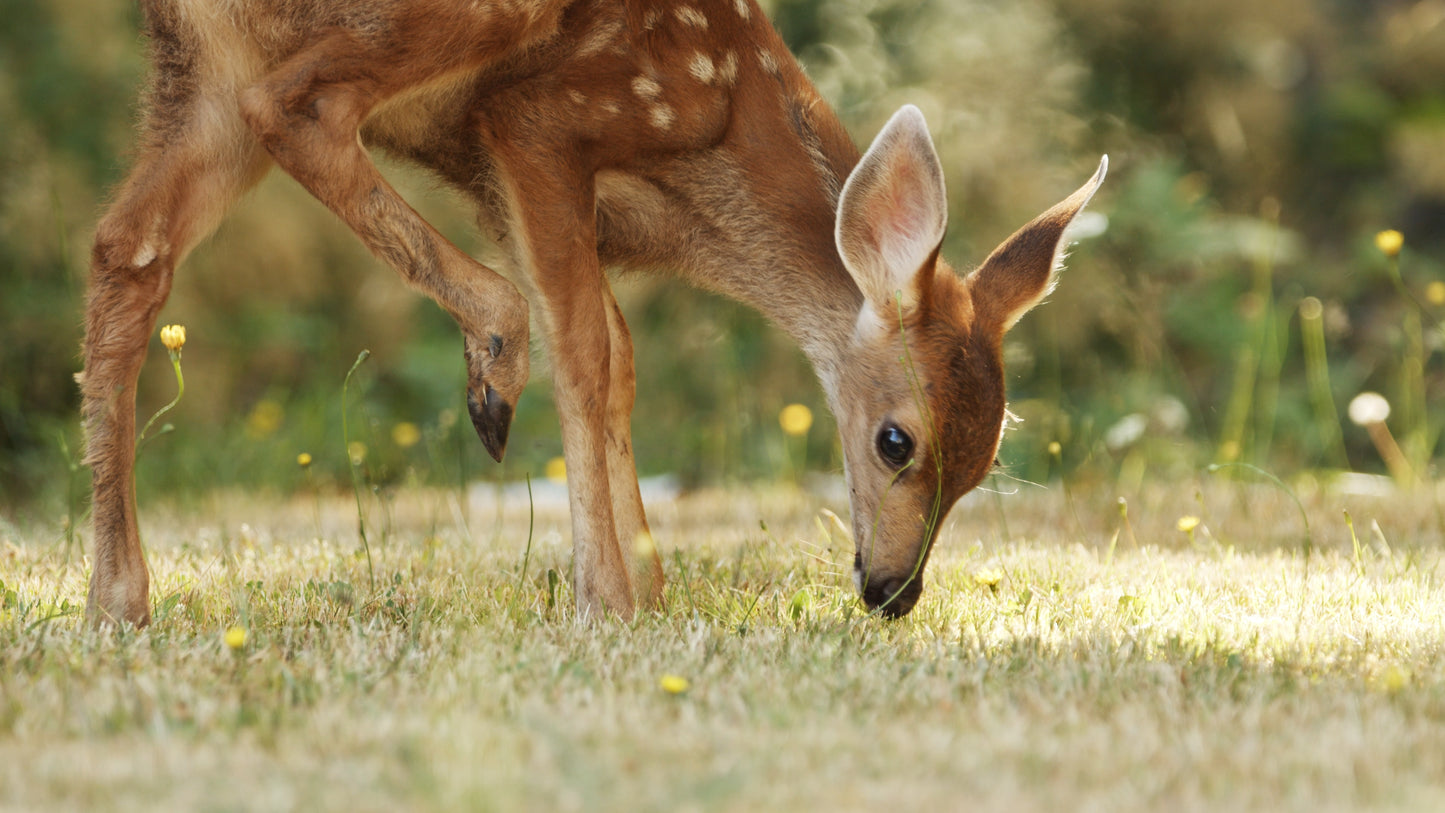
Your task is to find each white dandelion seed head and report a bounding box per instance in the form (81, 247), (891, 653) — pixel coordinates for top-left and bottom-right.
(1348, 392), (1391, 426)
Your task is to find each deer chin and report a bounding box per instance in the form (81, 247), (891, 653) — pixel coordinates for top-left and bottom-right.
(858, 571), (925, 618)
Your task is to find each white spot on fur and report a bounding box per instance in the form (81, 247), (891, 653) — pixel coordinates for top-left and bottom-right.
(675, 6), (708, 28)
(688, 53), (715, 83)
(718, 51), (739, 84)
(569, 90), (587, 105)
(631, 76), (663, 100)
(131, 242), (158, 268)
(734, 0), (750, 20)
(649, 104), (676, 129)
(602, 100), (621, 116)
(643, 8), (662, 29)
(757, 48), (779, 75)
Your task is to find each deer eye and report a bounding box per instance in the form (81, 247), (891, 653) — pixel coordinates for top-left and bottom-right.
(876, 424), (914, 468)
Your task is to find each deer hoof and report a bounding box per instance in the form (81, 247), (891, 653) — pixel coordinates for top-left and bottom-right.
(467, 384), (513, 462)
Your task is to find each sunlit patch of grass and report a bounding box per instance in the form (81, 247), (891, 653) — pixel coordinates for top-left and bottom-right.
(4, 482), (1445, 810)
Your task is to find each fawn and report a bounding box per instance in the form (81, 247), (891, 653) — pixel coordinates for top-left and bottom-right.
(80, 0), (1104, 626)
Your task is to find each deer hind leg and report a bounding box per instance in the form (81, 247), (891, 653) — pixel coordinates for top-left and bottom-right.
(82, 105), (270, 628)
(236, 22), (543, 461)
(602, 290), (666, 610)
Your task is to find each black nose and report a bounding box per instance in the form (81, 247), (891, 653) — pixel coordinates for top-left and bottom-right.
(860, 575), (922, 618)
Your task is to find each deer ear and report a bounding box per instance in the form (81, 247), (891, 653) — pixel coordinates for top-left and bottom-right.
(836, 105), (948, 328)
(969, 156), (1108, 334)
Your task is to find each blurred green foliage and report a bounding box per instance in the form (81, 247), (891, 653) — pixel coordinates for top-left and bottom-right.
(1, 0), (1442, 515)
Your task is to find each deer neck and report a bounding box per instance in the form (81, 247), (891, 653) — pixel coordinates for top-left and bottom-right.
(666, 47), (867, 395)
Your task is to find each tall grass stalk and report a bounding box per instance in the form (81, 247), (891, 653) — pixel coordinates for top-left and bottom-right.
(506, 475), (536, 617)
(1207, 460), (1313, 637)
(1400, 308), (1428, 476)
(342, 350), (375, 592)
(1254, 299), (1286, 464)
(990, 474), (1012, 544)
(1252, 203), (1285, 463)
(53, 431), (85, 561)
(300, 455), (322, 542)
(1382, 246), (1432, 478)
(1217, 344), (1257, 464)
(1298, 297), (1349, 468)
(1049, 441), (1090, 543)
(1343, 509), (1365, 577)
(1216, 206), (1281, 464)
(1116, 497), (1139, 551)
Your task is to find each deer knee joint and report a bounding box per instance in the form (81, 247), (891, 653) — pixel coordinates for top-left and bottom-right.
(92, 216), (167, 277)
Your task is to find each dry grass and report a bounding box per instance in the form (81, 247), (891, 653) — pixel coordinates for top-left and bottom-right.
(4, 478), (1445, 812)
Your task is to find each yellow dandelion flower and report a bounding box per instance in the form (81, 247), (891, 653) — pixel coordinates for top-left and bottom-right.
(347, 441), (367, 466)
(1047, 441), (1062, 457)
(1374, 229), (1403, 258)
(1427, 281), (1445, 307)
(1369, 664), (1416, 696)
(245, 399), (283, 438)
(973, 567), (1003, 591)
(1379, 663), (1411, 693)
(660, 674), (691, 694)
(779, 403), (813, 437)
(159, 324), (186, 352)
(545, 456), (567, 484)
(297, 452), (312, 468)
(633, 530), (656, 558)
(224, 625), (247, 650)
(1177, 515), (1201, 533)
(391, 421), (421, 448)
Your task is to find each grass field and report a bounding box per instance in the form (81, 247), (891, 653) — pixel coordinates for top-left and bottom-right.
(5, 477), (1445, 811)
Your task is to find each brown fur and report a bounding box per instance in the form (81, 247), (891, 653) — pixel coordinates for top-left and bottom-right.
(82, 0), (1103, 626)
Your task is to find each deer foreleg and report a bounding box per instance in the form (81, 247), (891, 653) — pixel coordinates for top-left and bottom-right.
(237, 32), (530, 459)
(500, 154), (635, 619)
(82, 114), (270, 627)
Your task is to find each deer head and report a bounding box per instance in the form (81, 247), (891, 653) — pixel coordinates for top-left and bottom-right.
(832, 106), (1106, 617)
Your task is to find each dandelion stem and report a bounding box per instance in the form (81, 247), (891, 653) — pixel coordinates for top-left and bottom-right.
(136, 352), (184, 456)
(1366, 422), (1414, 485)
